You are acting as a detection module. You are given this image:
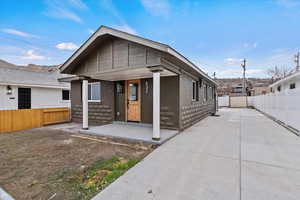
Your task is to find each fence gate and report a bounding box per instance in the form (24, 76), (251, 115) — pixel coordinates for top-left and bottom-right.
(229, 96), (248, 108)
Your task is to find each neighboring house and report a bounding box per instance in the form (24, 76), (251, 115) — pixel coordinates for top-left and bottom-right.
(269, 71), (300, 93)
(59, 26), (217, 140)
(0, 66), (70, 110)
(250, 86), (270, 96)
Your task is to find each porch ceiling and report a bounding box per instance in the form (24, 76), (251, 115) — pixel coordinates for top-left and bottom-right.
(89, 67), (177, 81)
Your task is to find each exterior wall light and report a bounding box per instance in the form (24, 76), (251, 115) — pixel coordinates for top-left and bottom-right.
(7, 85), (12, 95)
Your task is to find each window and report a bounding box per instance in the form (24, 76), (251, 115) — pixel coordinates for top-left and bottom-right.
(62, 90), (70, 100)
(277, 85), (281, 92)
(128, 83), (138, 101)
(88, 82), (101, 101)
(203, 83), (207, 101)
(192, 81), (198, 101)
(290, 83), (296, 89)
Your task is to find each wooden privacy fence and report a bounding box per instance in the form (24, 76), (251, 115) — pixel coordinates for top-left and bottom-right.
(0, 107), (70, 134)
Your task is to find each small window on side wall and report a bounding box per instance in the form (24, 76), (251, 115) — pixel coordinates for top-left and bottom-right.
(62, 90), (70, 100)
(192, 81), (198, 101)
(290, 83), (296, 89)
(88, 82), (101, 101)
(277, 85), (281, 92)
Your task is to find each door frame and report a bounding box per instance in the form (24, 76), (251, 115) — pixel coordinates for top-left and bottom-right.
(125, 79), (141, 122)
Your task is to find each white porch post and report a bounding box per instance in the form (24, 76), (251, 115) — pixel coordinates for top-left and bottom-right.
(152, 71), (160, 140)
(82, 79), (89, 130)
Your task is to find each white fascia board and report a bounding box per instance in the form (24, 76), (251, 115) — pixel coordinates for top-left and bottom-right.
(0, 82), (70, 89)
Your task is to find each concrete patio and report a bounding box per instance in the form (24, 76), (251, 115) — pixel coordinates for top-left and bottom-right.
(79, 123), (178, 144)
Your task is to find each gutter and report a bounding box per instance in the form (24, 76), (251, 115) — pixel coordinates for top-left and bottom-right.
(0, 82), (69, 90)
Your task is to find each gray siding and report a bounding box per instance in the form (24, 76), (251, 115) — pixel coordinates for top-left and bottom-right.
(140, 76), (179, 129)
(73, 37), (161, 76)
(179, 73), (216, 130)
(71, 80), (115, 125)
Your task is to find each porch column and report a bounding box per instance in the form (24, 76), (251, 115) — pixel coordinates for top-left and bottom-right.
(152, 70), (161, 140)
(82, 79), (89, 130)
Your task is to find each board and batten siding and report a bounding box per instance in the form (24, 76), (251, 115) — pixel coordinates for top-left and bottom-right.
(72, 38), (162, 76)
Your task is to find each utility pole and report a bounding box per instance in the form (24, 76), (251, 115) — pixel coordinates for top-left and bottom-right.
(241, 59), (247, 95)
(294, 52), (300, 72)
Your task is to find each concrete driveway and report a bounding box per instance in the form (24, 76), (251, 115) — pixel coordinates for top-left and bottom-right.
(92, 108), (300, 200)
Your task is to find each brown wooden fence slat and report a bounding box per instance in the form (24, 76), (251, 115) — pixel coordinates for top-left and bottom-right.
(0, 107), (70, 134)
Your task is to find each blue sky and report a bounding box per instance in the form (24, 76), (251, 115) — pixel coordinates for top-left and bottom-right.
(1, 0), (300, 78)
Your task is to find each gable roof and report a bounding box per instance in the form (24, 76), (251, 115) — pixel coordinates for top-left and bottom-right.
(0, 66), (69, 89)
(59, 25), (217, 85)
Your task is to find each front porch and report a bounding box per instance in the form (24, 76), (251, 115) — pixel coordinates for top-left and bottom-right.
(79, 122), (178, 145)
(77, 65), (179, 141)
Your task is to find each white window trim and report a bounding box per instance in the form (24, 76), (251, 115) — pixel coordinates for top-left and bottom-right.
(88, 82), (101, 102)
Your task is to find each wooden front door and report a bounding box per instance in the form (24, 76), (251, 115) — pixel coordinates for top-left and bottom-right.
(126, 80), (141, 122)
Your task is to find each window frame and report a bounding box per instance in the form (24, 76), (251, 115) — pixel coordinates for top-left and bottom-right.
(62, 89), (70, 101)
(290, 83), (296, 90)
(277, 85), (281, 92)
(192, 81), (198, 101)
(203, 83), (208, 102)
(88, 82), (101, 102)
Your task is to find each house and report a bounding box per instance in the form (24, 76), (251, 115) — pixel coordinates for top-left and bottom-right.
(59, 26), (217, 141)
(0, 65), (70, 110)
(269, 71), (300, 93)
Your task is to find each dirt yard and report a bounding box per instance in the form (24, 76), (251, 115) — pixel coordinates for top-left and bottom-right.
(0, 127), (152, 200)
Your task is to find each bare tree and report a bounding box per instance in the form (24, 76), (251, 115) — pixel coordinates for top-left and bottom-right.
(267, 66), (294, 81)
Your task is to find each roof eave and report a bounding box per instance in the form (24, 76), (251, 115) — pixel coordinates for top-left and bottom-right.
(59, 25), (217, 85)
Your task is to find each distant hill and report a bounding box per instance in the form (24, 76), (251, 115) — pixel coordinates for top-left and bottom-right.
(0, 59), (59, 72)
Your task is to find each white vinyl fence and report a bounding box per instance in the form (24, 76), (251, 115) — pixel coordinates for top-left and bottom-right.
(248, 88), (300, 132)
(218, 96), (229, 107)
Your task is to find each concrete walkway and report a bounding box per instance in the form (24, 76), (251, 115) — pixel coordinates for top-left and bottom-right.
(92, 108), (300, 200)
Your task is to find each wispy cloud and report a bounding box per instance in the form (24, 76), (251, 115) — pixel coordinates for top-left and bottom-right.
(112, 25), (137, 35)
(55, 42), (78, 50)
(87, 29), (95, 34)
(274, 0), (300, 8)
(21, 50), (46, 60)
(44, 0), (83, 23)
(224, 58), (243, 65)
(100, 0), (124, 23)
(1, 29), (39, 38)
(243, 42), (258, 48)
(99, 0), (137, 35)
(68, 0), (87, 9)
(140, 0), (170, 18)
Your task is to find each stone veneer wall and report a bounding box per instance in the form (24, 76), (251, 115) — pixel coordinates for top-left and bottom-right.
(71, 102), (113, 125)
(181, 102), (215, 130)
